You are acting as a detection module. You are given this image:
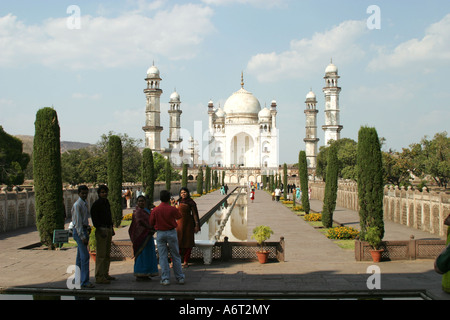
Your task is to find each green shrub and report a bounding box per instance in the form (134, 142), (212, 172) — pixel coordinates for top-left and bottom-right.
(33, 107), (65, 249)
(107, 135), (123, 227)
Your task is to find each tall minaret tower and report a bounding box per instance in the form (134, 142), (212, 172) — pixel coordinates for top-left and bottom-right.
(322, 60), (343, 146)
(304, 89), (319, 170)
(167, 89), (183, 150)
(143, 63), (163, 151)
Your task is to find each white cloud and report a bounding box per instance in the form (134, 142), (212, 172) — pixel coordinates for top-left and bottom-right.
(0, 4), (215, 70)
(201, 0), (285, 8)
(247, 20), (367, 83)
(368, 13), (450, 72)
(72, 93), (102, 100)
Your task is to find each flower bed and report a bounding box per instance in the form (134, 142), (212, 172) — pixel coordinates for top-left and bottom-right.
(304, 213), (322, 222)
(326, 226), (359, 240)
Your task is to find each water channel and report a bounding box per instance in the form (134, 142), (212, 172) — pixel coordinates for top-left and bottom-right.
(195, 187), (248, 243)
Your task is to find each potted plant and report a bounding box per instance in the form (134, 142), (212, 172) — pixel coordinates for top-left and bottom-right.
(365, 226), (384, 262)
(88, 227), (97, 261)
(251, 225), (274, 264)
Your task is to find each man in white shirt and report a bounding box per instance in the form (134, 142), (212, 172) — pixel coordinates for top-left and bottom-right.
(274, 187), (281, 202)
(71, 185), (94, 288)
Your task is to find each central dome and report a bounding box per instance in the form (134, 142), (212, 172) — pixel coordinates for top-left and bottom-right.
(223, 87), (261, 115)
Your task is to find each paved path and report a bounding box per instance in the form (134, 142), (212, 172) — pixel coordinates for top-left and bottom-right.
(0, 188), (448, 300)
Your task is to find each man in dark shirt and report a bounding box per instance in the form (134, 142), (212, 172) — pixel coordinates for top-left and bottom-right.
(150, 190), (185, 285)
(91, 185), (115, 284)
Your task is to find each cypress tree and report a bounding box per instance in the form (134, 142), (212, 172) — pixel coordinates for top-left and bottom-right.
(165, 159), (172, 191)
(33, 107), (65, 249)
(205, 166), (211, 193)
(283, 163), (288, 200)
(197, 168), (203, 195)
(357, 126), (385, 240)
(322, 145), (339, 228)
(142, 148), (155, 207)
(298, 150), (310, 214)
(107, 135), (123, 227)
(181, 163), (188, 188)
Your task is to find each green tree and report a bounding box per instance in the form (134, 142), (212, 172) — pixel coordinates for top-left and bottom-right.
(33, 108), (65, 249)
(317, 138), (357, 181)
(298, 151), (310, 214)
(357, 126), (385, 240)
(283, 163), (288, 199)
(322, 145), (339, 228)
(107, 135), (123, 227)
(142, 148), (155, 207)
(61, 148), (92, 185)
(407, 132), (449, 189)
(181, 163), (188, 188)
(97, 132), (142, 183)
(382, 150), (412, 187)
(197, 167), (203, 195)
(205, 166), (211, 193)
(79, 154), (107, 184)
(0, 126), (30, 186)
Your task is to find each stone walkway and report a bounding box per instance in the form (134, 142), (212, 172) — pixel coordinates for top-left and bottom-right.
(0, 187), (448, 300)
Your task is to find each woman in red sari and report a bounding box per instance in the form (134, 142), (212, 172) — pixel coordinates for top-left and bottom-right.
(175, 187), (200, 268)
(128, 195), (158, 281)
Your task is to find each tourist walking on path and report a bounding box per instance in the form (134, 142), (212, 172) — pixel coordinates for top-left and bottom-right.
(123, 187), (132, 209)
(175, 187), (200, 268)
(250, 189), (255, 203)
(90, 185), (116, 284)
(129, 195), (158, 281)
(274, 187), (281, 202)
(71, 185), (94, 288)
(150, 190), (185, 285)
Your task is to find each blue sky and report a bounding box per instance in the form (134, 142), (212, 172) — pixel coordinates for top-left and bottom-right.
(0, 0), (449, 165)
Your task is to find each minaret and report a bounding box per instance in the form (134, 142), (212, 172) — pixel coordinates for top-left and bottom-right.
(322, 60), (343, 145)
(142, 63), (163, 151)
(208, 99), (215, 135)
(304, 89), (319, 170)
(167, 89), (183, 150)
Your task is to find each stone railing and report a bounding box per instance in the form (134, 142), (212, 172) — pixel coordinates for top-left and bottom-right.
(310, 182), (450, 237)
(0, 181), (197, 234)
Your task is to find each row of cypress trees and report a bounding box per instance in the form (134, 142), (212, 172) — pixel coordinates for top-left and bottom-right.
(317, 126), (385, 242)
(33, 107), (158, 248)
(33, 106), (384, 248)
(33, 108), (127, 248)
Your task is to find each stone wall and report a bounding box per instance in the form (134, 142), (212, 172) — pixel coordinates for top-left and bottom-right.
(0, 181), (197, 234)
(310, 182), (450, 237)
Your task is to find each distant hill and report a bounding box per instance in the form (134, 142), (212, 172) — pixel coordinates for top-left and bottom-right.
(15, 135), (94, 154)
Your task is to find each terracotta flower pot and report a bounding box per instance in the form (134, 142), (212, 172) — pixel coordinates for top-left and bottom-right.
(256, 251), (269, 264)
(90, 252), (96, 262)
(370, 249), (384, 262)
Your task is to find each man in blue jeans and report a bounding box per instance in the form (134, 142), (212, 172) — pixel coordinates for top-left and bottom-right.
(150, 190), (185, 285)
(71, 185), (94, 288)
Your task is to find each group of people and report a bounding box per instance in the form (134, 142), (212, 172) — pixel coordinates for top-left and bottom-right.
(219, 184), (229, 195)
(71, 185), (115, 288)
(71, 185), (200, 288)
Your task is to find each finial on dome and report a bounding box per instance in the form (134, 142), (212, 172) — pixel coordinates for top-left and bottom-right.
(241, 71), (244, 89)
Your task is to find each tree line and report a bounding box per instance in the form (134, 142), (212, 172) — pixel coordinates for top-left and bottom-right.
(315, 131), (449, 190)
